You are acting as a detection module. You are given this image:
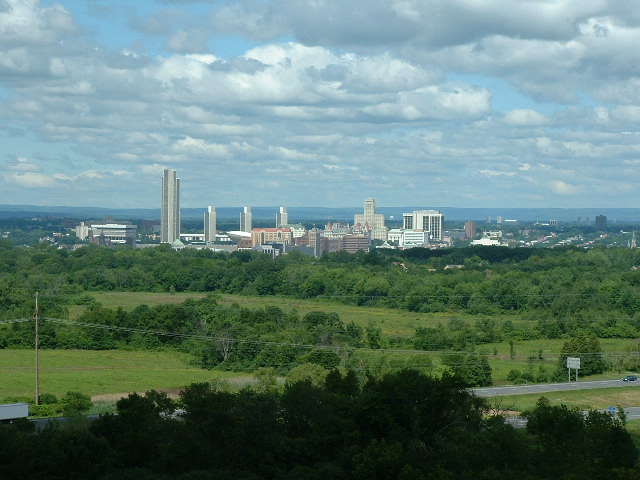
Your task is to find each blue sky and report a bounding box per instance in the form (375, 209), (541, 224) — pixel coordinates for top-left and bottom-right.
(2, 0), (640, 209)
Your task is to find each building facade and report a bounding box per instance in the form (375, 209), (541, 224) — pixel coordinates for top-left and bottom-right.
(161, 169), (180, 243)
(595, 214), (607, 230)
(251, 228), (293, 247)
(354, 197), (387, 241)
(204, 206), (216, 243)
(276, 207), (288, 227)
(465, 220), (476, 239)
(402, 210), (444, 242)
(240, 206), (252, 232)
(89, 223), (137, 246)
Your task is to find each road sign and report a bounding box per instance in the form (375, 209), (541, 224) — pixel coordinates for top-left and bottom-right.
(567, 357), (580, 369)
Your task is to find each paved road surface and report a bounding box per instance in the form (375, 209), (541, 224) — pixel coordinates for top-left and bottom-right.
(473, 378), (640, 397)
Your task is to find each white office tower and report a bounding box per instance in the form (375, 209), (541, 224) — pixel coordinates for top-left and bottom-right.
(402, 210), (444, 242)
(354, 197), (388, 241)
(204, 206), (217, 243)
(240, 206), (252, 232)
(161, 169), (180, 243)
(276, 206), (288, 227)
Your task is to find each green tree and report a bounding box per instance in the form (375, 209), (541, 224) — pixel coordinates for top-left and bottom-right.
(557, 333), (607, 377)
(60, 391), (92, 417)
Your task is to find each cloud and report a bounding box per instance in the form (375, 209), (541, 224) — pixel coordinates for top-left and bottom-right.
(503, 109), (550, 126)
(0, 0), (76, 47)
(1, 0), (640, 208)
(550, 180), (577, 195)
(7, 157), (40, 172)
(8, 171), (56, 187)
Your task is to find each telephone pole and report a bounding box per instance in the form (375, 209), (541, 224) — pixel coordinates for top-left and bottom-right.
(35, 292), (40, 406)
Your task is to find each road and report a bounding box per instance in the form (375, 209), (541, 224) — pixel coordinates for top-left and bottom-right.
(473, 378), (640, 398)
(474, 379), (640, 426)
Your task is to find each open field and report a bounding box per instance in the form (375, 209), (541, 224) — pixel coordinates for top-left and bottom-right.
(0, 348), (247, 401)
(2, 347), (640, 415)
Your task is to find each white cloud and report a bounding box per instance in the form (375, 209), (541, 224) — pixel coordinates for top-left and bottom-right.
(479, 169), (517, 177)
(8, 171), (56, 187)
(1, 0), (640, 208)
(503, 109), (550, 126)
(0, 0), (76, 46)
(7, 157), (39, 172)
(550, 180), (577, 195)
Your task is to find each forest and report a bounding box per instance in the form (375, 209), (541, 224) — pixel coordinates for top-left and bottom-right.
(1, 369), (638, 480)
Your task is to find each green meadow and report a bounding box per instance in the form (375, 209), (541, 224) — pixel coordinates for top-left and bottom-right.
(0, 348), (247, 401)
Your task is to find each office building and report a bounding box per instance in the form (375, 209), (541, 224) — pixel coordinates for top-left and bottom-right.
(161, 169), (180, 243)
(354, 197), (387, 241)
(402, 210), (444, 242)
(276, 207), (288, 228)
(388, 229), (429, 248)
(465, 221), (476, 239)
(251, 228), (293, 247)
(89, 223), (137, 247)
(595, 215), (607, 230)
(204, 206), (216, 243)
(240, 206), (252, 232)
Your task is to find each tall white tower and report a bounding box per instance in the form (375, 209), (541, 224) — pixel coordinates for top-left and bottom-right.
(161, 169), (180, 243)
(276, 206), (288, 227)
(204, 206), (216, 243)
(240, 206), (252, 232)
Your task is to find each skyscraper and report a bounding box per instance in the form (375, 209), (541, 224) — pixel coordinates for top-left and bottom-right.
(240, 206), (252, 232)
(161, 169), (180, 243)
(354, 197), (387, 241)
(276, 206), (288, 227)
(465, 220), (476, 239)
(204, 206), (216, 243)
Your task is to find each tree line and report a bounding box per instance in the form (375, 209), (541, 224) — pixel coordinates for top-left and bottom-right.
(3, 241), (640, 328)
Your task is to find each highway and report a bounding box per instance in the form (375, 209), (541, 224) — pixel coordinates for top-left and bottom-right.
(473, 378), (640, 398)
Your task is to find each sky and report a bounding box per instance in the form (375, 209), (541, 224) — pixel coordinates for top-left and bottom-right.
(1, 0), (640, 209)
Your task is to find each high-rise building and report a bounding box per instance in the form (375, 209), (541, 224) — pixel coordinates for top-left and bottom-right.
(403, 210), (444, 241)
(595, 214), (607, 230)
(161, 169), (180, 243)
(276, 206), (288, 227)
(354, 197), (387, 241)
(465, 220), (476, 239)
(204, 206), (216, 243)
(240, 206), (252, 232)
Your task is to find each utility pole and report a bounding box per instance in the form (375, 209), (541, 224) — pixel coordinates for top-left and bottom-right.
(35, 292), (40, 406)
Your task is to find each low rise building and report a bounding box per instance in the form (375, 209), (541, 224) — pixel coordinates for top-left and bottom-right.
(251, 228), (294, 247)
(89, 223), (137, 247)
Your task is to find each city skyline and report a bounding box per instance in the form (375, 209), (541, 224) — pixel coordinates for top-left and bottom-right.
(2, 2), (640, 209)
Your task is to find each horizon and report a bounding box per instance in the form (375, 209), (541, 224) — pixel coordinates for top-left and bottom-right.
(1, 203), (638, 223)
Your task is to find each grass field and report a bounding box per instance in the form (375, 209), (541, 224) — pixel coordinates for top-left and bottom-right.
(2, 347), (640, 414)
(0, 348), (247, 401)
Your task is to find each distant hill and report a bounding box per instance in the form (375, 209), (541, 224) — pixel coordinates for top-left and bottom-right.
(1, 204), (639, 223)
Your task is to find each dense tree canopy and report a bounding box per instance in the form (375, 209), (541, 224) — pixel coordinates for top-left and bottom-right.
(0, 370), (636, 479)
